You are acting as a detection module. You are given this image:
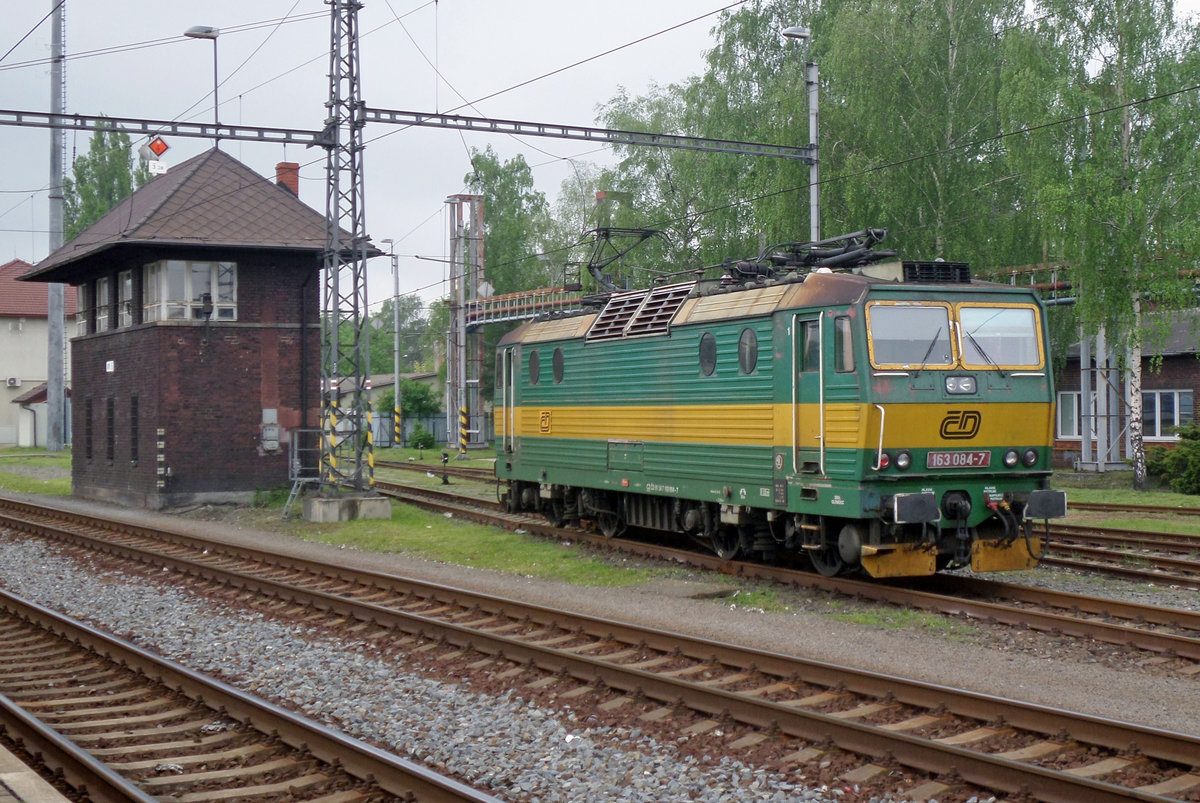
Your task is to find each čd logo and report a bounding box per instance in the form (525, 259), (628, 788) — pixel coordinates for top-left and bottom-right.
(940, 410), (981, 439)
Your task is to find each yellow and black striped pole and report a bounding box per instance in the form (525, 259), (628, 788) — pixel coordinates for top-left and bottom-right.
(459, 405), (469, 457)
(394, 403), (402, 449)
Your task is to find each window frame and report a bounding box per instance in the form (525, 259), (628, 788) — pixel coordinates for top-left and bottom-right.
(143, 260), (237, 322)
(1143, 389), (1194, 440)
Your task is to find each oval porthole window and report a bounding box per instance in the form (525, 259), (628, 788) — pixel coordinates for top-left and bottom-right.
(553, 347), (564, 384)
(529, 349), (540, 385)
(738, 328), (758, 374)
(699, 332), (717, 376)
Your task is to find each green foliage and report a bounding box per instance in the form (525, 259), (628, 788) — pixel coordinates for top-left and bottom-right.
(399, 379), (440, 419)
(63, 122), (149, 240)
(1146, 423), (1200, 494)
(409, 421), (436, 450)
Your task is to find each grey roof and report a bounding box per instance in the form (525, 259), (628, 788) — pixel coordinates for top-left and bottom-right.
(22, 148), (334, 282)
(1067, 309), (1200, 358)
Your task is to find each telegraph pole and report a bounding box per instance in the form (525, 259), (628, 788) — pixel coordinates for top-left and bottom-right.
(46, 0), (66, 452)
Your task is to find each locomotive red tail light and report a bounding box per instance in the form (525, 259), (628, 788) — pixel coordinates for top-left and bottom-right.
(877, 452), (891, 469)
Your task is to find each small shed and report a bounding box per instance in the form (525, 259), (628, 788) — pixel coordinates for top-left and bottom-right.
(21, 148), (328, 508)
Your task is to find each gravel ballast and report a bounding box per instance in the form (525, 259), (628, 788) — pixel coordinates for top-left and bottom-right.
(0, 537), (840, 803)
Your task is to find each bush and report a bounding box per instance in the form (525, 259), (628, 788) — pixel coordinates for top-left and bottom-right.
(410, 422), (436, 450)
(1146, 421), (1200, 494)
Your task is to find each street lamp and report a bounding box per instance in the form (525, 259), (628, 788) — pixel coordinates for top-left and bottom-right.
(783, 25), (820, 243)
(381, 239), (402, 449)
(184, 25), (220, 147)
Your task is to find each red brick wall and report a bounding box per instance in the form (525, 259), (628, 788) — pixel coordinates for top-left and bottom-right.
(70, 252), (320, 507)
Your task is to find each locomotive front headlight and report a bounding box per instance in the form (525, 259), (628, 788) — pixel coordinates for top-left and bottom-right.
(1022, 448), (1039, 467)
(945, 376), (977, 394)
(1003, 449), (1020, 468)
(895, 450), (912, 470)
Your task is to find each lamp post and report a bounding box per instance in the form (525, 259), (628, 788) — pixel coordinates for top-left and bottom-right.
(381, 239), (402, 449)
(184, 25), (220, 147)
(783, 25), (819, 243)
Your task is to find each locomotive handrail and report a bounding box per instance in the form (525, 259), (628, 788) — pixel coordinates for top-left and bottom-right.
(872, 404), (886, 471)
(818, 314), (826, 476)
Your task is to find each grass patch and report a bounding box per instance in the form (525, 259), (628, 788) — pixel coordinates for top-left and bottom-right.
(0, 447), (72, 495)
(830, 604), (980, 638)
(286, 499), (668, 587)
(0, 470), (71, 495)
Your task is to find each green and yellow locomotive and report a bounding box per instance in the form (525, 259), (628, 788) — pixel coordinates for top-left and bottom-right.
(494, 231), (1067, 578)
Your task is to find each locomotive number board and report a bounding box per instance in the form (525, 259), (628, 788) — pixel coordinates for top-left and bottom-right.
(926, 450), (991, 469)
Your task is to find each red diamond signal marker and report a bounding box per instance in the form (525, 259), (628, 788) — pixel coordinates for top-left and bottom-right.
(148, 137), (169, 157)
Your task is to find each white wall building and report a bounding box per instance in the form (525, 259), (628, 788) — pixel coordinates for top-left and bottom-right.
(0, 259), (74, 446)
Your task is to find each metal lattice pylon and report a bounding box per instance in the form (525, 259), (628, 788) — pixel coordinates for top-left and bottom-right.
(445, 194), (486, 454)
(319, 0), (373, 491)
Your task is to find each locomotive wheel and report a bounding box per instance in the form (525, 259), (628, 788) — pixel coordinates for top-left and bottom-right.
(809, 545), (846, 577)
(597, 512), (624, 538)
(543, 499), (566, 528)
(711, 528), (740, 560)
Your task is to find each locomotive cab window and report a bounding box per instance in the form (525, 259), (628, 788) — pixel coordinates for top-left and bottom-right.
(956, 304), (1043, 369)
(699, 332), (717, 376)
(800, 320), (820, 372)
(866, 302), (954, 369)
(528, 349), (541, 385)
(552, 347), (564, 384)
(834, 316), (854, 373)
(737, 328), (758, 374)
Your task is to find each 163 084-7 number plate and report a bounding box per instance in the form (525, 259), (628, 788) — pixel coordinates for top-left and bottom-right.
(926, 450), (990, 468)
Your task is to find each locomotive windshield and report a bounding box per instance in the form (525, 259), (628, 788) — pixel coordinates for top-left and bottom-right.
(958, 305), (1042, 368)
(866, 303), (954, 367)
(866, 300), (1043, 370)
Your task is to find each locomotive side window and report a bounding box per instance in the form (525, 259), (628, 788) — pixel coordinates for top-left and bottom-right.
(529, 349), (541, 385)
(957, 305), (1043, 369)
(699, 332), (717, 376)
(867, 303), (953, 368)
(800, 321), (820, 372)
(834, 316), (854, 373)
(737, 328), (758, 374)
(553, 347), (564, 383)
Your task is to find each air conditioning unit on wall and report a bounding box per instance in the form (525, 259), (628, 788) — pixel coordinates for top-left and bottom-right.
(5, 378), (20, 388)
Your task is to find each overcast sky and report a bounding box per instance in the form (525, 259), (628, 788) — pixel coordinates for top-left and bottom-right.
(2, 1), (741, 310)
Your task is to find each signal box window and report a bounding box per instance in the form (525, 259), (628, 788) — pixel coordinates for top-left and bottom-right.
(95, 276), (110, 332)
(118, 270), (133, 327)
(143, 260), (237, 322)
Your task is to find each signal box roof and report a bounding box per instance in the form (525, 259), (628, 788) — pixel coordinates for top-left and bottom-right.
(21, 148), (335, 285)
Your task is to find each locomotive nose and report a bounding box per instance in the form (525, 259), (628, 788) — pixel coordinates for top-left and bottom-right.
(941, 490), (972, 521)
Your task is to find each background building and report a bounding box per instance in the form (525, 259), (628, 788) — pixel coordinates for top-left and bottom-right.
(0, 258), (75, 447)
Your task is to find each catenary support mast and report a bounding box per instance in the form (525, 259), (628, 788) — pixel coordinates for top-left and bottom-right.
(319, 0), (373, 492)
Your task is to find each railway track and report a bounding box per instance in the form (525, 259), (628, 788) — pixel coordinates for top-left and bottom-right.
(376, 459), (494, 483)
(0, 585), (494, 802)
(2, 496), (1200, 801)
(1070, 501), (1200, 517)
(367, 480), (1200, 668)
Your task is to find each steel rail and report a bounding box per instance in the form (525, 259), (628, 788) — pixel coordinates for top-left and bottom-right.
(1070, 501), (1200, 517)
(0, 587), (498, 803)
(0, 689), (157, 803)
(1050, 523), (1200, 554)
(360, 484), (1200, 659)
(1, 501), (1196, 801)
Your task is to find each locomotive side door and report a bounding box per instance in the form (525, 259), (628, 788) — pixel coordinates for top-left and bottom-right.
(792, 314), (824, 475)
(498, 345), (518, 453)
